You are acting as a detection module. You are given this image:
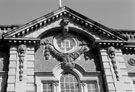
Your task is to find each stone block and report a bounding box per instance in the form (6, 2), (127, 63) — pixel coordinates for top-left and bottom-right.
(101, 56), (109, 62)
(27, 62), (34, 68)
(118, 63), (126, 69)
(108, 83), (115, 91)
(100, 52), (108, 56)
(27, 50), (34, 55)
(27, 76), (34, 83)
(26, 84), (35, 91)
(116, 57), (125, 63)
(116, 52), (123, 56)
(109, 91), (116, 92)
(27, 69), (34, 76)
(106, 76), (114, 83)
(126, 91), (132, 92)
(104, 69), (112, 76)
(120, 69), (128, 76)
(103, 62), (111, 69)
(10, 47), (17, 50)
(15, 83), (26, 92)
(27, 47), (34, 51)
(7, 84), (15, 91)
(122, 75), (131, 83)
(10, 50), (17, 54)
(8, 69), (16, 75)
(124, 83), (132, 91)
(10, 54), (17, 61)
(8, 76), (15, 83)
(9, 61), (16, 68)
(26, 55), (34, 61)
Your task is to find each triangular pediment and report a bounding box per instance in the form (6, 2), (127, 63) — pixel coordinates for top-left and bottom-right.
(3, 6), (127, 41)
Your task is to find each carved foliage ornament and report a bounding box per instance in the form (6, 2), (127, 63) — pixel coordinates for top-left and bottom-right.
(18, 44), (27, 81)
(43, 40), (90, 70)
(108, 46), (119, 81)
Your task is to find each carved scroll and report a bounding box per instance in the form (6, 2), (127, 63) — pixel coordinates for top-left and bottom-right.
(108, 46), (119, 81)
(18, 44), (26, 81)
(43, 40), (90, 70)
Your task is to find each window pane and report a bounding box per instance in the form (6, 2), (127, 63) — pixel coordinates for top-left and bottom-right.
(60, 73), (79, 92)
(42, 82), (53, 92)
(87, 82), (98, 92)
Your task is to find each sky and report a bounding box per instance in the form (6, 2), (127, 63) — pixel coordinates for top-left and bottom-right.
(0, 0), (134, 30)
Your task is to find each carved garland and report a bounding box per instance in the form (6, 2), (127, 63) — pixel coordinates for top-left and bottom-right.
(108, 46), (119, 81)
(18, 44), (27, 81)
(43, 40), (90, 70)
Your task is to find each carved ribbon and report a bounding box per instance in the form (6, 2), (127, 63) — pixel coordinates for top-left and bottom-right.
(108, 46), (119, 81)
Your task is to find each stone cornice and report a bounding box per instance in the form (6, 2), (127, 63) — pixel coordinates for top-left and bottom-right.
(1, 38), (40, 45)
(94, 40), (135, 50)
(114, 29), (135, 40)
(3, 6), (127, 41)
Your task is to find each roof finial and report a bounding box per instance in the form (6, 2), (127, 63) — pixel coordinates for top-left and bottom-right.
(59, 0), (62, 8)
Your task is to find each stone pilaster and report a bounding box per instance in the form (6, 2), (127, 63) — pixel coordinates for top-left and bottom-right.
(99, 48), (135, 92)
(116, 49), (135, 92)
(26, 47), (35, 92)
(7, 46), (17, 92)
(15, 44), (27, 92)
(99, 48), (116, 92)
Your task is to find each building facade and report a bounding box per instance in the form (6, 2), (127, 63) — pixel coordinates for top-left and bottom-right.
(0, 6), (135, 92)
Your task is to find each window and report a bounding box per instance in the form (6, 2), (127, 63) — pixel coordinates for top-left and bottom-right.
(42, 82), (53, 92)
(60, 73), (79, 92)
(87, 82), (98, 92)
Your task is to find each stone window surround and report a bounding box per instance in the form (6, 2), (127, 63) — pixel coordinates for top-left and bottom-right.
(35, 67), (102, 92)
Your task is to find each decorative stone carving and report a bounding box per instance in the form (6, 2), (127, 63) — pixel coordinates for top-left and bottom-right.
(128, 58), (135, 66)
(43, 40), (90, 70)
(18, 44), (27, 81)
(60, 18), (70, 36)
(108, 46), (119, 81)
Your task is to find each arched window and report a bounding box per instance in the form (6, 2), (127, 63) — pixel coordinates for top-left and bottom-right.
(60, 73), (80, 92)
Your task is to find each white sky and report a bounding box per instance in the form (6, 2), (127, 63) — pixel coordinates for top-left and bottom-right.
(0, 0), (134, 29)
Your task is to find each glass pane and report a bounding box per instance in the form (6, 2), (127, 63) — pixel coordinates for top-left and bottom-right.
(42, 82), (52, 92)
(70, 83), (74, 89)
(43, 91), (47, 92)
(60, 73), (79, 92)
(48, 84), (52, 89)
(65, 83), (70, 89)
(61, 83), (64, 89)
(43, 84), (47, 89)
(61, 90), (65, 92)
(87, 82), (97, 92)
